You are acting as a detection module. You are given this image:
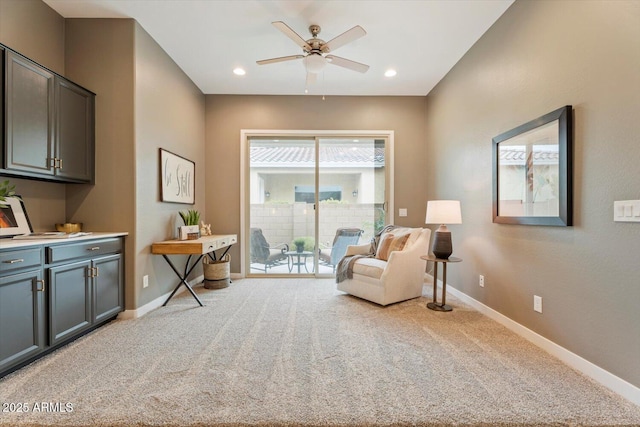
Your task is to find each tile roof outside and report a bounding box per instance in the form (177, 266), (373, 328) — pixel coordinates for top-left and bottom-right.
(251, 146), (385, 164)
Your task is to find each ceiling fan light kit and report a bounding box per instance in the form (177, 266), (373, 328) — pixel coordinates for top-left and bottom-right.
(303, 54), (326, 73)
(257, 21), (370, 84)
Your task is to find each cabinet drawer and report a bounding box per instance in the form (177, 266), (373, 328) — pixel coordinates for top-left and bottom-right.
(0, 248), (42, 274)
(46, 238), (122, 264)
(217, 235), (236, 248)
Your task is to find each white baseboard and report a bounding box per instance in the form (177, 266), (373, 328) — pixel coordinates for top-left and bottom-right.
(119, 275), (204, 319)
(444, 283), (640, 406)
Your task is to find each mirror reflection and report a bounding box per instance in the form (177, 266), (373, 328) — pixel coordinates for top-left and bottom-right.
(498, 120), (559, 217)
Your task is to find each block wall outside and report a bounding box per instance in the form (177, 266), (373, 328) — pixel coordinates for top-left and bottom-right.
(250, 202), (380, 248)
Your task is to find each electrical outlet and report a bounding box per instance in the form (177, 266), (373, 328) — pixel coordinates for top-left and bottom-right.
(399, 208), (408, 217)
(479, 275), (485, 287)
(143, 275), (149, 288)
(534, 295), (543, 313)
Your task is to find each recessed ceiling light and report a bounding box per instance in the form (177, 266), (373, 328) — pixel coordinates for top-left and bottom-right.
(233, 67), (246, 76)
(384, 69), (397, 78)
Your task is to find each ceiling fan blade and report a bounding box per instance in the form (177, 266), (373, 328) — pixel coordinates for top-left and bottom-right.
(272, 21), (312, 51)
(256, 55), (305, 65)
(306, 72), (317, 86)
(326, 55), (370, 73)
(323, 25), (366, 53)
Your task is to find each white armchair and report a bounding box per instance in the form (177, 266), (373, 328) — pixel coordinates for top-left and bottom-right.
(336, 228), (431, 306)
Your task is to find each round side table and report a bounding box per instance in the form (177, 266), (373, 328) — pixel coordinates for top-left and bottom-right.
(420, 255), (462, 312)
(284, 251), (313, 273)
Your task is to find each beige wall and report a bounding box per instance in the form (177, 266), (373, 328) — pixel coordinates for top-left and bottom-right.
(64, 18), (136, 309)
(65, 19), (207, 310)
(1, 4), (205, 310)
(134, 22), (206, 307)
(425, 0), (640, 387)
(205, 95), (428, 272)
(0, 0), (66, 230)
(0, 0), (64, 74)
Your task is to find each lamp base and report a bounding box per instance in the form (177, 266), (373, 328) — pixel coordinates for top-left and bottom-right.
(427, 302), (453, 312)
(432, 226), (452, 259)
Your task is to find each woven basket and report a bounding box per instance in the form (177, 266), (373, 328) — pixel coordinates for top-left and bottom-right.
(203, 254), (230, 289)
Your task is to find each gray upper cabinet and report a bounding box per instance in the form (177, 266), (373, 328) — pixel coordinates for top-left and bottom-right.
(0, 46), (4, 160)
(1, 45), (95, 183)
(55, 77), (94, 182)
(5, 50), (55, 176)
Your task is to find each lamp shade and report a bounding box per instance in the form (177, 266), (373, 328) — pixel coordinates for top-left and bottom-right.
(425, 200), (462, 224)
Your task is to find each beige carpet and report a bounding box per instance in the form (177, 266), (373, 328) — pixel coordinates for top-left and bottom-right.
(1, 278), (639, 427)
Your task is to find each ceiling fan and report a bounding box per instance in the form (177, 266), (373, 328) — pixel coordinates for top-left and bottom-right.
(257, 21), (369, 85)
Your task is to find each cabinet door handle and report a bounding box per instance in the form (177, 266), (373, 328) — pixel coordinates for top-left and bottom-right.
(88, 247), (100, 251)
(3, 258), (24, 264)
(94, 267), (99, 277)
(36, 279), (46, 292)
(49, 157), (56, 168)
(58, 158), (63, 170)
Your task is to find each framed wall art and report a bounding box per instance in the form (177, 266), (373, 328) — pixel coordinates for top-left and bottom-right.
(492, 105), (573, 226)
(0, 197), (33, 237)
(160, 149), (195, 204)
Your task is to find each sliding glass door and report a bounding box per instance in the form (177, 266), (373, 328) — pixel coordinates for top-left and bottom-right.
(245, 132), (390, 277)
(317, 138), (387, 274)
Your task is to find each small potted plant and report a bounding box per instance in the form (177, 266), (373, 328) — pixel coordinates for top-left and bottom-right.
(292, 237), (306, 253)
(0, 180), (18, 208)
(178, 209), (201, 240)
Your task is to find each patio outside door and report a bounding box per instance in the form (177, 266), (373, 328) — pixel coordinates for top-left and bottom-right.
(245, 133), (390, 277)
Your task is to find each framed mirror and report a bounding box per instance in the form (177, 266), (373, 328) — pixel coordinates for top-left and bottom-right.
(492, 106), (573, 226)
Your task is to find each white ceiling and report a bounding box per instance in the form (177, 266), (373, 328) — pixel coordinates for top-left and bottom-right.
(43, 0), (513, 96)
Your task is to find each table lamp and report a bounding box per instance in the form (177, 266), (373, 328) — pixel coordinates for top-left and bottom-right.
(425, 200), (462, 259)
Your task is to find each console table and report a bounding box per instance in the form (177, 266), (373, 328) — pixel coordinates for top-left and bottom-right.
(151, 234), (237, 306)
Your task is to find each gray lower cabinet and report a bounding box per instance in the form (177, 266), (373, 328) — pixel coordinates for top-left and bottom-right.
(0, 269), (46, 373)
(48, 260), (92, 346)
(47, 252), (123, 345)
(0, 237), (124, 377)
(93, 254), (124, 323)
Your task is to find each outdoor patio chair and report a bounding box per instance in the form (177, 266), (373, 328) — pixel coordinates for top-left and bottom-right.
(319, 228), (363, 272)
(250, 228), (289, 272)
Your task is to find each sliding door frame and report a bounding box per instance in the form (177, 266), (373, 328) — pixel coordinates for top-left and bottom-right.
(240, 129), (394, 277)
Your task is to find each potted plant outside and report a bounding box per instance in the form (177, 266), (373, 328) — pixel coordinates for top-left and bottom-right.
(292, 237), (306, 253)
(292, 236), (315, 253)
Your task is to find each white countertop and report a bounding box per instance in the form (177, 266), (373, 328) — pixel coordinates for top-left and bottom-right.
(0, 232), (128, 250)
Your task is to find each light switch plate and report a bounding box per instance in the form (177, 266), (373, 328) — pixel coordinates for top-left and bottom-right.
(399, 208), (407, 217)
(614, 200), (640, 222)
(534, 295), (543, 313)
